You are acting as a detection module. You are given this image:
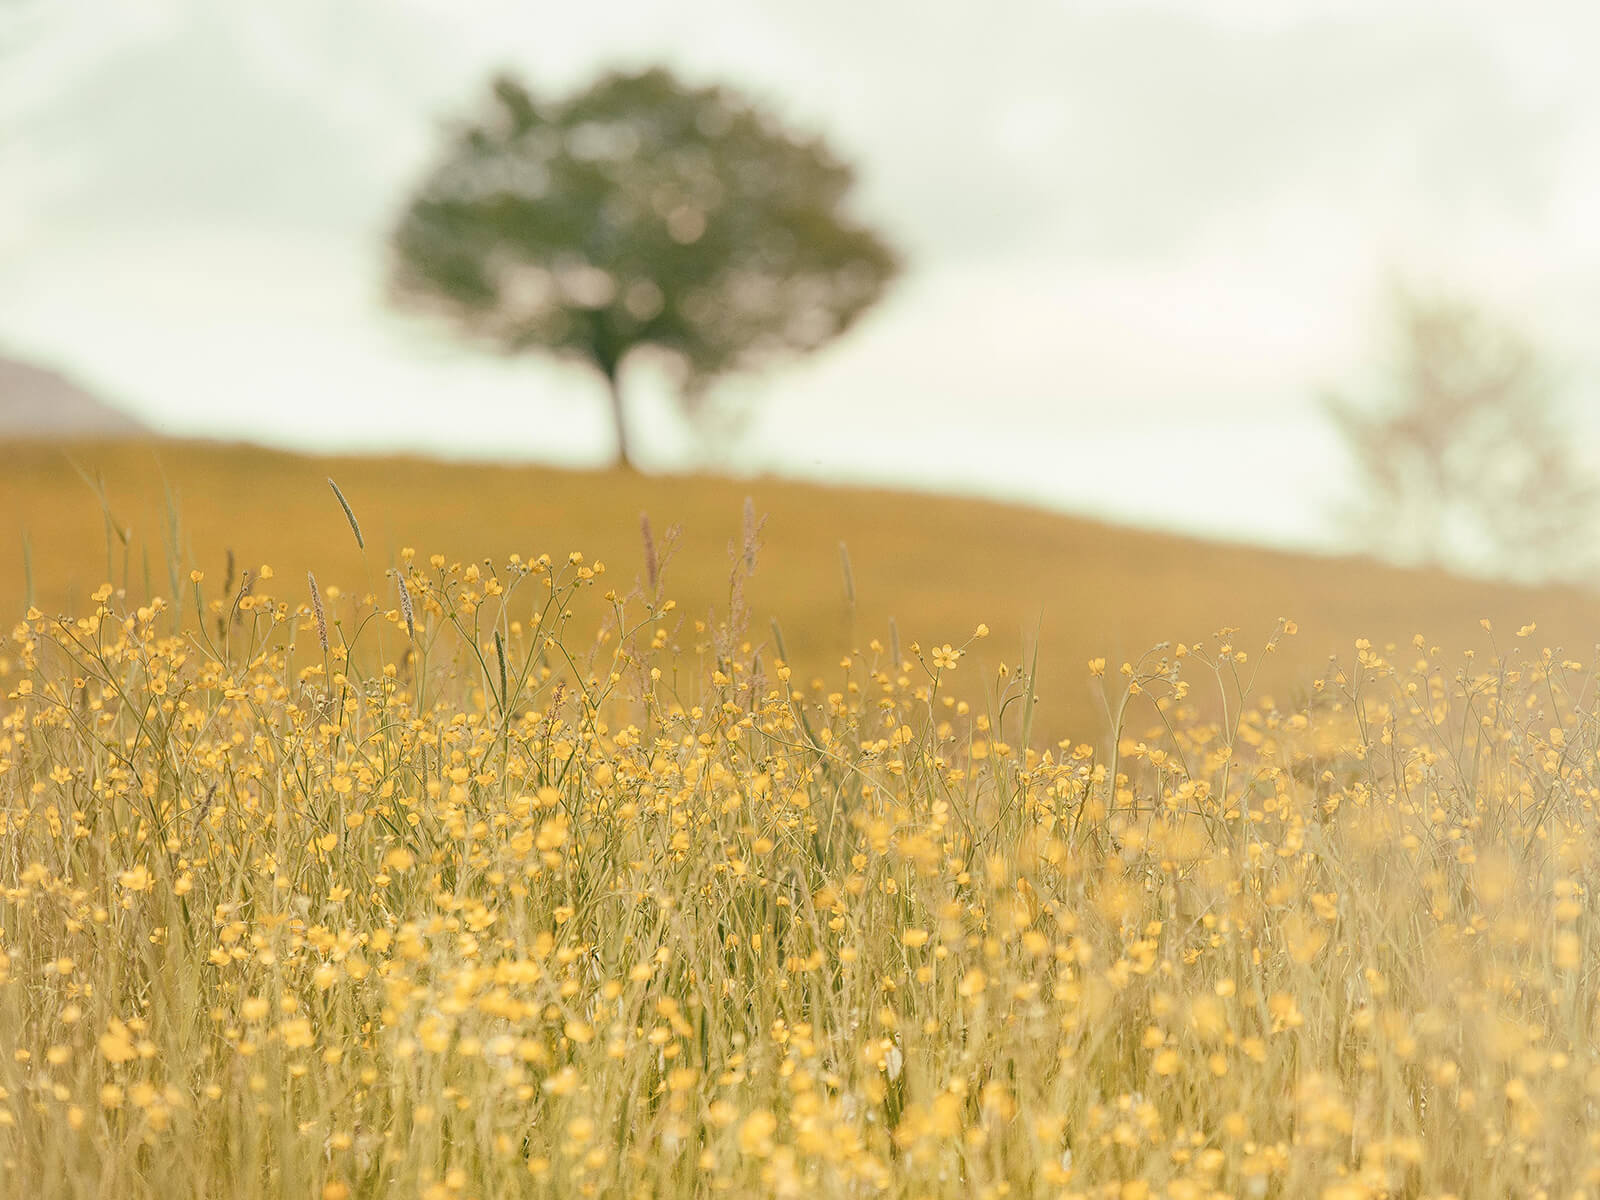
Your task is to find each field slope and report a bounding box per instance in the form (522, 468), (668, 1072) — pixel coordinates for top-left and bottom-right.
(6, 437), (1600, 1197)
(1, 437), (1595, 737)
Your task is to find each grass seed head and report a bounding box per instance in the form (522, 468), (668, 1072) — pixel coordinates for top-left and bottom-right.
(308, 570), (329, 653)
(326, 476), (364, 550)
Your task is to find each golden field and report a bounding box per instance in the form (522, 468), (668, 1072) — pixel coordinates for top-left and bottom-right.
(1, 439), (1597, 741)
(3, 439), (1600, 1197)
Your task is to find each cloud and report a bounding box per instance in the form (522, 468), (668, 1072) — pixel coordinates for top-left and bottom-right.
(6, 1), (449, 240)
(7, 0), (1575, 268)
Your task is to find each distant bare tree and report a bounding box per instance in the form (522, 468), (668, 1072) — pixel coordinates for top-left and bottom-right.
(1326, 287), (1598, 583)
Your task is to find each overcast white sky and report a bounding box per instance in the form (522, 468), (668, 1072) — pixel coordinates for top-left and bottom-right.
(3, 0), (1599, 550)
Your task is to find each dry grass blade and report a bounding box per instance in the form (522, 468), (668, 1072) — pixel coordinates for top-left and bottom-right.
(641, 511), (659, 595)
(327, 477), (364, 550)
(742, 495), (759, 572)
(307, 570), (329, 653)
(395, 570), (415, 640)
(493, 629), (508, 712)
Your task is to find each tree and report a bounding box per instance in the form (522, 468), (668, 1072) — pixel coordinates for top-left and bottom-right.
(388, 68), (900, 469)
(1325, 286), (1598, 583)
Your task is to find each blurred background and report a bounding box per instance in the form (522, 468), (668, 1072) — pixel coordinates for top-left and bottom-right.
(5, 0), (1600, 731)
(7, 1), (1600, 562)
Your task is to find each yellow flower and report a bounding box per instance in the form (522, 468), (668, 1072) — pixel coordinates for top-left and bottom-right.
(99, 1027), (137, 1065)
(382, 847), (416, 872)
(738, 1109), (778, 1156)
(117, 865), (153, 892)
(564, 1019), (595, 1044)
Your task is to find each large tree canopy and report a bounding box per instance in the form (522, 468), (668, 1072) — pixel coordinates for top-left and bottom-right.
(389, 68), (900, 467)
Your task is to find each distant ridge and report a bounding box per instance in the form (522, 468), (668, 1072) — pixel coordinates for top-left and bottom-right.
(0, 354), (148, 438)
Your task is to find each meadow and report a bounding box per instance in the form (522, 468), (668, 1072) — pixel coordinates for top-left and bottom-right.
(3, 438), (1599, 740)
(3, 441), (1600, 1197)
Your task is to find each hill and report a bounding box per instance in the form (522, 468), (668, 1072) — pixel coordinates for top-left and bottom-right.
(0, 354), (148, 437)
(1, 437), (1594, 739)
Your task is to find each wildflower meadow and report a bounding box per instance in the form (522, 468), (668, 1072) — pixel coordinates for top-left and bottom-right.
(3, 481), (1600, 1199)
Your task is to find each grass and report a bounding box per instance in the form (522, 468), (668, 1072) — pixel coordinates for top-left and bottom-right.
(2, 437), (1597, 742)
(3, 441), (1600, 1196)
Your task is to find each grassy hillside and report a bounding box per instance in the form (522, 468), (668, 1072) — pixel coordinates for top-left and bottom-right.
(9, 436), (1600, 1196)
(1, 437), (1595, 737)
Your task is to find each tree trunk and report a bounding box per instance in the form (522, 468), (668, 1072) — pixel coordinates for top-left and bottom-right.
(604, 368), (634, 470)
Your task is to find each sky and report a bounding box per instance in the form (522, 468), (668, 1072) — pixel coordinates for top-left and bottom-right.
(3, 0), (1600, 552)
